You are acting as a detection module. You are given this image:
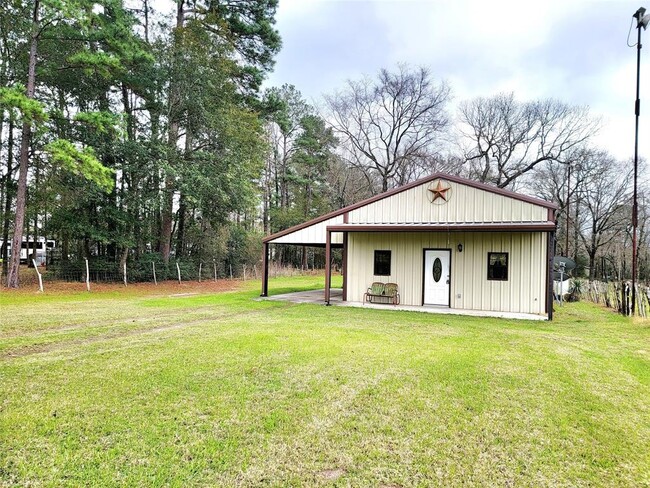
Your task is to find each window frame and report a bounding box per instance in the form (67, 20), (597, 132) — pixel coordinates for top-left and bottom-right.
(487, 252), (509, 281)
(373, 250), (392, 276)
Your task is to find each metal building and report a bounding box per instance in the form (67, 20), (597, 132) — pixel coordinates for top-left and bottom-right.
(261, 173), (557, 320)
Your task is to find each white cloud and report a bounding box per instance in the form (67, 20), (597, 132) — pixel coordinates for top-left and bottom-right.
(267, 0), (649, 160)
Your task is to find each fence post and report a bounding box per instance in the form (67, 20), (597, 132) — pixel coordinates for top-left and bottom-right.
(213, 259), (217, 282)
(32, 259), (43, 292)
(176, 262), (182, 284)
(123, 262), (127, 287)
(85, 258), (90, 292)
(152, 261), (157, 285)
(198, 262), (202, 282)
(229, 263), (233, 280)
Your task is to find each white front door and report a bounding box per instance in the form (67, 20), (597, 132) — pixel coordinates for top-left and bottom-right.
(423, 249), (451, 306)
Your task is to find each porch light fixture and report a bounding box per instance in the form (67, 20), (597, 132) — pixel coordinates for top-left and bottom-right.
(457, 243), (463, 253)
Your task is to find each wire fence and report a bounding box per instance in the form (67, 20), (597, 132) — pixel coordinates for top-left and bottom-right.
(43, 259), (265, 284)
(3, 260), (333, 291)
(576, 280), (650, 318)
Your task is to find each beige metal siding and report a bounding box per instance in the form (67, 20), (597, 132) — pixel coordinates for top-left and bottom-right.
(347, 231), (547, 315)
(347, 181), (548, 224)
(270, 215), (344, 245)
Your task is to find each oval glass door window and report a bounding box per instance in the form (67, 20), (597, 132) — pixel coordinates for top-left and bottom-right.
(432, 258), (442, 282)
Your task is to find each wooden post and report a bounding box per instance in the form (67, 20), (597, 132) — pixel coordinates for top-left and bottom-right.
(152, 261), (157, 285)
(32, 259), (43, 292)
(325, 230), (331, 305)
(176, 262), (181, 284)
(229, 263), (233, 280)
(213, 259), (217, 282)
(85, 258), (90, 292)
(123, 262), (127, 287)
(261, 242), (269, 297)
(342, 232), (348, 301)
(198, 262), (202, 282)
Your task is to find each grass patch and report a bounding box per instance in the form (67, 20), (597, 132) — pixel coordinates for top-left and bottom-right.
(1, 275), (649, 486)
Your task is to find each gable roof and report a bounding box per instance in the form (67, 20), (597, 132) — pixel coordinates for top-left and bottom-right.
(263, 172), (558, 244)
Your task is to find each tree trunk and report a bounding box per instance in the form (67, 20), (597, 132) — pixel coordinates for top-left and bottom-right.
(121, 83), (138, 260)
(61, 233), (69, 261)
(175, 193), (186, 257)
(150, 110), (162, 252)
(160, 178), (174, 263)
(30, 160), (40, 268)
(119, 246), (128, 271)
(7, 0), (39, 288)
(142, 0), (150, 43)
(160, 0), (185, 264)
(1, 117), (14, 278)
(587, 230), (598, 281)
(263, 160), (271, 234)
(588, 250), (596, 281)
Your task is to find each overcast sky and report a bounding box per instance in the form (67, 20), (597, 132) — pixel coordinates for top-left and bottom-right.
(264, 0), (649, 162)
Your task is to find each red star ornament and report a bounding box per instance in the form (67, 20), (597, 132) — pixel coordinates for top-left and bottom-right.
(429, 180), (451, 202)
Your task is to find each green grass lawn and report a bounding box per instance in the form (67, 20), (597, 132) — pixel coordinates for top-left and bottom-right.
(1, 276), (649, 487)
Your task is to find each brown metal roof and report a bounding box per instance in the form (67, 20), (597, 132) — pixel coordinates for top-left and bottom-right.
(263, 172), (558, 243)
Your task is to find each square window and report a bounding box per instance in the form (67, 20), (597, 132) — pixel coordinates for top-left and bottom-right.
(374, 250), (391, 276)
(487, 252), (508, 281)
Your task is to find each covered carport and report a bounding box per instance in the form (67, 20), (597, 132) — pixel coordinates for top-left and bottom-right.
(260, 211), (348, 304)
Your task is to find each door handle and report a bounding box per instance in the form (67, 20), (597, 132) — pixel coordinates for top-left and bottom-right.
(446, 275), (450, 285)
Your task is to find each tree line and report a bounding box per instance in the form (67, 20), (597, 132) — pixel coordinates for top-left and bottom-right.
(1, 1), (647, 287)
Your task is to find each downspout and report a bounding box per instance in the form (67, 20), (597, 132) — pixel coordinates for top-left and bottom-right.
(546, 230), (555, 321)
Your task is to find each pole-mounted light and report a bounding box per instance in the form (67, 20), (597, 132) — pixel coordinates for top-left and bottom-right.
(630, 7), (649, 315)
(634, 7), (650, 28)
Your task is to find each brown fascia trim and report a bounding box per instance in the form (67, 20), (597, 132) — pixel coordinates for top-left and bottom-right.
(265, 242), (343, 248)
(548, 207), (557, 222)
(263, 172), (559, 243)
(327, 222), (557, 233)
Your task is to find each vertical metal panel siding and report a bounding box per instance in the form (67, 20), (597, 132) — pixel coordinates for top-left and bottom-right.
(348, 182), (548, 224)
(348, 231), (547, 315)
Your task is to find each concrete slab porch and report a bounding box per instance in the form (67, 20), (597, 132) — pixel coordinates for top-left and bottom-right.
(262, 289), (547, 321)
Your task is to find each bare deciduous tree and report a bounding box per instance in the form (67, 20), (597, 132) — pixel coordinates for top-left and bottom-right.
(531, 148), (593, 258)
(458, 93), (599, 189)
(324, 65), (450, 194)
(577, 152), (632, 281)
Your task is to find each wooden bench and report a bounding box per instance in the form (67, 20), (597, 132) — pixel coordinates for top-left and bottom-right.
(363, 282), (400, 305)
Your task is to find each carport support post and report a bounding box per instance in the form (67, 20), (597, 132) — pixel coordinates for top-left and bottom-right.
(261, 241), (269, 297)
(325, 230), (331, 305)
(342, 232), (348, 301)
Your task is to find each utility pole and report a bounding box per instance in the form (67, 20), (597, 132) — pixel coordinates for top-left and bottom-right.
(631, 7), (649, 315)
(565, 164), (571, 257)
